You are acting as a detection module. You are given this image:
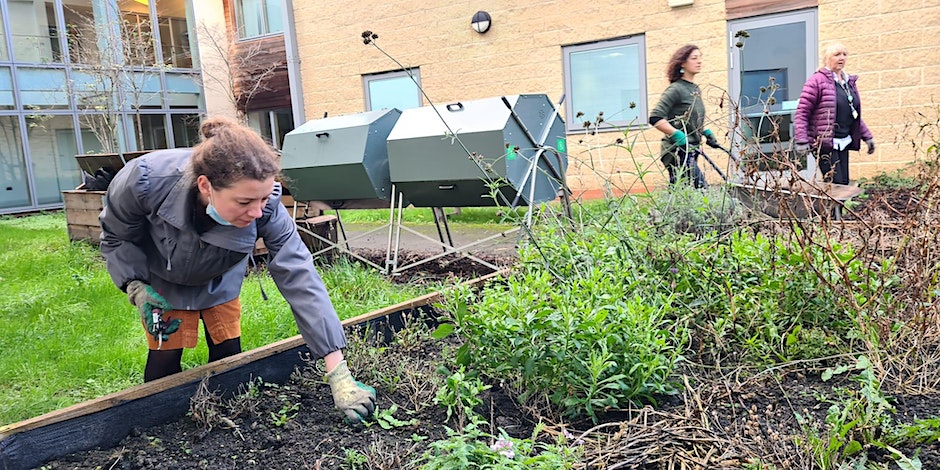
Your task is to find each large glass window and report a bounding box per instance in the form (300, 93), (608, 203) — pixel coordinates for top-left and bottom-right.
(8, 1), (62, 63)
(18, 67), (70, 109)
(247, 108), (293, 149)
(729, 10), (817, 168)
(26, 115), (82, 204)
(123, 71), (163, 109)
(0, 116), (30, 210)
(62, 1), (100, 65)
(0, 9), (8, 60)
(133, 114), (167, 150)
(156, 0), (196, 68)
(171, 113), (199, 147)
(562, 36), (647, 132)
(235, 0), (283, 39)
(363, 69), (422, 111)
(165, 72), (200, 108)
(118, 2), (157, 67)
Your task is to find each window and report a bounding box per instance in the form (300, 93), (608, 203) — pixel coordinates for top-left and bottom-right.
(235, 0), (284, 39)
(363, 69), (422, 111)
(247, 108), (294, 149)
(562, 36), (647, 132)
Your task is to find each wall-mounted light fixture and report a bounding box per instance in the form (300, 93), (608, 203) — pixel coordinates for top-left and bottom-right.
(471, 11), (492, 34)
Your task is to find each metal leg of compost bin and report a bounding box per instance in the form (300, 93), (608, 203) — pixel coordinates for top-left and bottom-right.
(388, 223), (517, 274)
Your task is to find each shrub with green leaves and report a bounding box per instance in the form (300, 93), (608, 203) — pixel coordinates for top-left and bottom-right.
(445, 226), (685, 422)
(416, 422), (579, 469)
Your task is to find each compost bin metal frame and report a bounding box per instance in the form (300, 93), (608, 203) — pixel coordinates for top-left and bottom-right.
(0, 270), (507, 470)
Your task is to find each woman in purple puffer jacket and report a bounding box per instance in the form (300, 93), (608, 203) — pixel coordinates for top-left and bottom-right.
(793, 42), (874, 185)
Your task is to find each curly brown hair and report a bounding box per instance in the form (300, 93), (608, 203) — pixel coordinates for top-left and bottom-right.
(189, 116), (281, 188)
(666, 44), (700, 83)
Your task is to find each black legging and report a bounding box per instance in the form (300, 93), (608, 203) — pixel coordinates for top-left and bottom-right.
(143, 323), (242, 382)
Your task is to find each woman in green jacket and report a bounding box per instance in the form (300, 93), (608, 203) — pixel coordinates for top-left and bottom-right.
(649, 44), (720, 188)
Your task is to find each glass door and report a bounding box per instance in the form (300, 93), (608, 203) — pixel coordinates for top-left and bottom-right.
(728, 10), (817, 174)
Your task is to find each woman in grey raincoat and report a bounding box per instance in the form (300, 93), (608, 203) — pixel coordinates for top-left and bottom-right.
(99, 116), (375, 422)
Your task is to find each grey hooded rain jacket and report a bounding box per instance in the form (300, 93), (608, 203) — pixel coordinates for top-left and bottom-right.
(99, 149), (346, 358)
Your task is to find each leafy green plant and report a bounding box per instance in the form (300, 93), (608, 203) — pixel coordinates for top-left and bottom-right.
(796, 355), (895, 469)
(416, 421), (579, 469)
(269, 401), (299, 427)
(341, 448), (369, 469)
(433, 366), (490, 429)
(365, 404), (418, 430)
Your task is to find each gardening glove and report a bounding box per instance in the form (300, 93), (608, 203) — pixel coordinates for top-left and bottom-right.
(670, 129), (687, 147)
(324, 360), (376, 422)
(703, 129), (721, 149)
(126, 280), (179, 342)
(866, 139), (875, 154)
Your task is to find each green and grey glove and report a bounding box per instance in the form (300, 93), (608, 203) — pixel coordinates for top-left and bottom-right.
(126, 280), (179, 342)
(324, 360), (376, 422)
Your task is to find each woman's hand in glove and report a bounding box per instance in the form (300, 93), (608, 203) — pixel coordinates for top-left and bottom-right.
(126, 280), (178, 340)
(325, 360), (376, 422)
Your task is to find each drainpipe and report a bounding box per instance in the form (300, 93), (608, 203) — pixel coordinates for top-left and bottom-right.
(281, 0), (306, 126)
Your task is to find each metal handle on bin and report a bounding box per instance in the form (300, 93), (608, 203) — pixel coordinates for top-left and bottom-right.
(315, 132), (330, 138)
(438, 184), (456, 190)
(445, 103), (464, 112)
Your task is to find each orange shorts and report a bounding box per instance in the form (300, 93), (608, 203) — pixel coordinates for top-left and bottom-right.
(143, 298), (242, 350)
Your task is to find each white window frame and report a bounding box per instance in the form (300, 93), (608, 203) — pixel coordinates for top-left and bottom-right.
(562, 35), (648, 133)
(363, 69), (422, 111)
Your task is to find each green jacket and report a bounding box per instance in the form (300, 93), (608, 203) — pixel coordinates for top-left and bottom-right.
(649, 79), (705, 165)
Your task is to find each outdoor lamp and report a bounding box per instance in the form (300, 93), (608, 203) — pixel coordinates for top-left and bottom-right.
(471, 11), (491, 34)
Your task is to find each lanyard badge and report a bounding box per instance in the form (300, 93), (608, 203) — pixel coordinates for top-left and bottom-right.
(838, 78), (859, 120)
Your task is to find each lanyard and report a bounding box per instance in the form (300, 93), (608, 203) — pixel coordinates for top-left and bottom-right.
(836, 74), (859, 119)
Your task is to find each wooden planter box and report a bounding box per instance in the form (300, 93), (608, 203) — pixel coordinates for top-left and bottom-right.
(62, 185), (106, 244)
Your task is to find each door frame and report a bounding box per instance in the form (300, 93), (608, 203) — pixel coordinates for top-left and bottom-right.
(727, 9), (818, 177)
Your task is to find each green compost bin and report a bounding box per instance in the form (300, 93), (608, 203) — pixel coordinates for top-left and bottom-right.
(280, 108), (401, 207)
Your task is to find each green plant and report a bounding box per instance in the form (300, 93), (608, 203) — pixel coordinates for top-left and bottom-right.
(365, 404), (418, 430)
(416, 421), (579, 469)
(858, 168), (919, 190)
(795, 355), (895, 469)
(341, 448), (369, 469)
(433, 366), (490, 429)
(269, 401), (299, 427)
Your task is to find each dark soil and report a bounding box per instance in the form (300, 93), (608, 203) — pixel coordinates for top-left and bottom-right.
(847, 186), (922, 221)
(38, 206), (940, 469)
(39, 343), (940, 469)
(41, 323), (536, 470)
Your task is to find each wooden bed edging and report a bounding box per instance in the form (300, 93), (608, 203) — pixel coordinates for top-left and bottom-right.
(0, 269), (508, 470)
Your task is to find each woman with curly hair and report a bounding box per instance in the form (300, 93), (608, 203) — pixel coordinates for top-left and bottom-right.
(649, 44), (721, 188)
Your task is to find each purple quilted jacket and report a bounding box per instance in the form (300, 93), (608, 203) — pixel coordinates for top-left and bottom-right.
(793, 68), (872, 152)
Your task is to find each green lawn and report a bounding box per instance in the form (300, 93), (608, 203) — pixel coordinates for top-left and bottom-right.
(0, 212), (440, 426)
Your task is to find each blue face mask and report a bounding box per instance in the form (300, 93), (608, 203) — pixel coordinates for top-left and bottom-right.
(206, 191), (234, 226)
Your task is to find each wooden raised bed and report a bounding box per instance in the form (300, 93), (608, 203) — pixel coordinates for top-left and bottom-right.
(0, 269), (505, 470)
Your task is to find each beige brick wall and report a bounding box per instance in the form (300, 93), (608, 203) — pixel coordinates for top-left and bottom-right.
(291, 0), (940, 196)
